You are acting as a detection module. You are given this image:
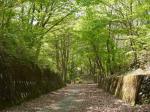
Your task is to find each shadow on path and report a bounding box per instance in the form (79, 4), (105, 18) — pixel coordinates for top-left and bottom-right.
(2, 84), (150, 112)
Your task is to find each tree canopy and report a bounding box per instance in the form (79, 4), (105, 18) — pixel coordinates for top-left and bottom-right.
(0, 0), (150, 82)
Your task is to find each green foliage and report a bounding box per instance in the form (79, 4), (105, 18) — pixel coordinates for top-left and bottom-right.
(0, 0), (149, 82)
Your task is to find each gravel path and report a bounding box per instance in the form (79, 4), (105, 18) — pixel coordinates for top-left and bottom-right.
(1, 84), (150, 112)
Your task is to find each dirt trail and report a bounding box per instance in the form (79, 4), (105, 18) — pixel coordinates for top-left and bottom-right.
(2, 84), (150, 112)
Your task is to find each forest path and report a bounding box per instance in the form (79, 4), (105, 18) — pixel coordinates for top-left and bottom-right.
(2, 84), (150, 112)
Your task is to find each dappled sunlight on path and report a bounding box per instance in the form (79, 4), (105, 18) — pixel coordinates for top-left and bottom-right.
(2, 84), (150, 112)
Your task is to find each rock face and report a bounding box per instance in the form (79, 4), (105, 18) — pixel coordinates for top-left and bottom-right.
(99, 74), (150, 105)
(138, 76), (150, 104)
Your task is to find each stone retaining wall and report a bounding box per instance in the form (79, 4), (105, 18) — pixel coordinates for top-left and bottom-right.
(98, 74), (150, 105)
(0, 52), (64, 110)
(138, 76), (150, 104)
